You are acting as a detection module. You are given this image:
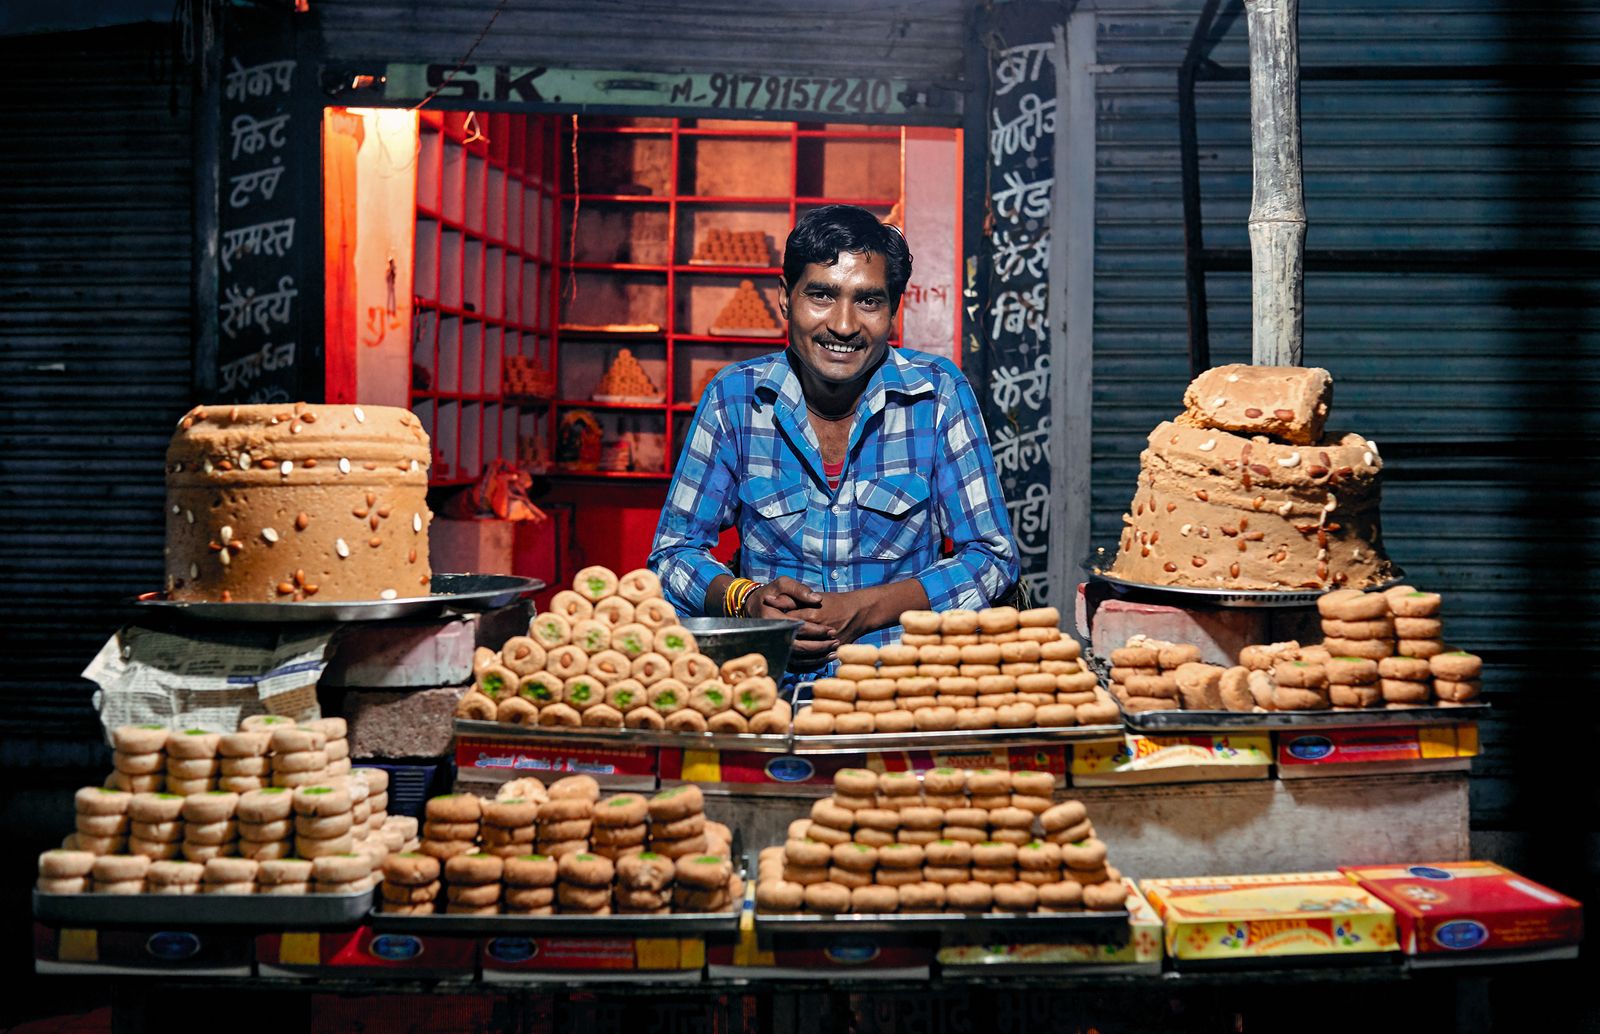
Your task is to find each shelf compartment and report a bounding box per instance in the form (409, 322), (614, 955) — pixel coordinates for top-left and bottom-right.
(796, 135), (901, 200)
(678, 135), (793, 198)
(563, 197), (671, 266)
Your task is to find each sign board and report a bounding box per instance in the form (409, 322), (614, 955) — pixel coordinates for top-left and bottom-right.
(378, 64), (959, 123)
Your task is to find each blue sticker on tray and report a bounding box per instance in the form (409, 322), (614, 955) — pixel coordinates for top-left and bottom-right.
(368, 933), (424, 961)
(1433, 920), (1489, 951)
(1285, 736), (1334, 761)
(486, 937), (538, 963)
(765, 756), (815, 783)
(1407, 866), (1453, 881)
(823, 937), (881, 965)
(144, 931), (202, 961)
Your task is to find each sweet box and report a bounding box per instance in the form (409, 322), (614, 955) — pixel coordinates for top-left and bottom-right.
(1339, 861), (1582, 959)
(1140, 871), (1400, 962)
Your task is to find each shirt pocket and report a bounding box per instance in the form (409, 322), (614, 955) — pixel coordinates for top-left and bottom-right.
(737, 474), (810, 563)
(854, 472), (933, 560)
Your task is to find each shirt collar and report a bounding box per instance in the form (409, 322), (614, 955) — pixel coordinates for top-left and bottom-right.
(755, 345), (937, 417)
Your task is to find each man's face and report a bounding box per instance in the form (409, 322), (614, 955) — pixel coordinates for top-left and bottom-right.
(778, 250), (894, 383)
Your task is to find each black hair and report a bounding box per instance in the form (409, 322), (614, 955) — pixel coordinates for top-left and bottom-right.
(782, 204), (913, 310)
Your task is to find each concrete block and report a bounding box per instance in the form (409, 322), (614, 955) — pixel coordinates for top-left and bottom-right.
(346, 684), (467, 759)
(321, 603), (530, 688)
(433, 518), (515, 576)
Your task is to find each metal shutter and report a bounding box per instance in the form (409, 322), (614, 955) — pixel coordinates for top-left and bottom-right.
(1087, 0), (1600, 834)
(308, 0), (971, 83)
(0, 26), (193, 760)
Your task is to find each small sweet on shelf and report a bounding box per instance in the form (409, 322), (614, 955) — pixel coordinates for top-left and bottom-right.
(592, 348), (662, 403)
(691, 228), (772, 267)
(504, 355), (555, 400)
(709, 280), (782, 338)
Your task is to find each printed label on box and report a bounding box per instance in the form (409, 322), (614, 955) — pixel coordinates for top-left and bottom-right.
(1073, 734), (1270, 776)
(1277, 725), (1478, 768)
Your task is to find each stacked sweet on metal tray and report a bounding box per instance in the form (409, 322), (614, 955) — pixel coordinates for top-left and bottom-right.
(379, 778), (739, 916)
(38, 718), (414, 897)
(755, 767), (1126, 914)
(794, 606), (1120, 735)
(458, 566), (790, 734)
(1110, 584), (1482, 713)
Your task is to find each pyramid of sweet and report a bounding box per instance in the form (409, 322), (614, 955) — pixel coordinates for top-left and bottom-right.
(594, 349), (658, 398)
(692, 228), (770, 266)
(711, 280), (780, 334)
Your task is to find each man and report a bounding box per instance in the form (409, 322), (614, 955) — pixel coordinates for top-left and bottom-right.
(649, 205), (1019, 673)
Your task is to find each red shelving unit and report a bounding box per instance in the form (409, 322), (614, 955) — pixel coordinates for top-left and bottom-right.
(408, 113), (905, 485)
(554, 115), (905, 480)
(410, 111), (561, 486)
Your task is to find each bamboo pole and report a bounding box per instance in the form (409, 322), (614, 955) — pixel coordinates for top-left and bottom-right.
(1244, 0), (1306, 366)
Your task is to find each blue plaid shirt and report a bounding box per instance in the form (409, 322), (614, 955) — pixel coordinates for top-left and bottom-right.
(648, 347), (1020, 673)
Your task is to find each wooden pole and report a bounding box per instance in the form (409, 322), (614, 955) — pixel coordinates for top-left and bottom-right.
(1244, 0), (1305, 366)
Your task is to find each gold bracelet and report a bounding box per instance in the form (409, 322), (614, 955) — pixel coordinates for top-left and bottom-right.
(724, 577), (756, 617)
(736, 579), (761, 621)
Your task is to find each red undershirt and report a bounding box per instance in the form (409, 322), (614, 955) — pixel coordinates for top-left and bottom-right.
(823, 459), (844, 491)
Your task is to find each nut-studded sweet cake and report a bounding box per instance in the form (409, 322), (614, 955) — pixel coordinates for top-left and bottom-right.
(1109, 366), (1393, 591)
(164, 403), (432, 602)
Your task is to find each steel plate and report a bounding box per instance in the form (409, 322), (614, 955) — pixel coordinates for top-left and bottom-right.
(130, 573), (544, 623)
(1122, 701), (1489, 734)
(454, 718), (795, 754)
(754, 908), (1131, 946)
(367, 908), (739, 936)
(33, 887), (373, 926)
(1087, 549), (1406, 609)
(789, 724), (1123, 755)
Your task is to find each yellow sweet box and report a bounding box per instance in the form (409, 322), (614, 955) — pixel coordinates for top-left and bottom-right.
(1140, 871), (1400, 961)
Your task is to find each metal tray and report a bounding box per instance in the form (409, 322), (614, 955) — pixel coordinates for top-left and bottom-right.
(33, 887), (373, 927)
(367, 907), (740, 937)
(1121, 700), (1489, 734)
(789, 724), (1123, 755)
(753, 909), (1131, 946)
(130, 573), (545, 623)
(454, 719), (795, 754)
(1087, 550), (1406, 609)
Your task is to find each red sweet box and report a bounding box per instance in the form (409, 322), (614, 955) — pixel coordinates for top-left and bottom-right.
(1340, 861), (1582, 959)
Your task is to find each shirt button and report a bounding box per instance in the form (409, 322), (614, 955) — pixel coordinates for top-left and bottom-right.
(830, 571), (840, 581)
(832, 505), (844, 515)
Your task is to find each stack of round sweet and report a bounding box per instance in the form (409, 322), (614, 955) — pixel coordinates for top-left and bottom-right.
(710, 280), (780, 333)
(754, 767), (1126, 915)
(40, 772), (408, 895)
(378, 781), (739, 915)
(1109, 584), (1483, 714)
(458, 566), (790, 735)
(693, 228), (771, 266)
(413, 779), (732, 865)
(793, 606), (1121, 735)
(164, 730), (220, 796)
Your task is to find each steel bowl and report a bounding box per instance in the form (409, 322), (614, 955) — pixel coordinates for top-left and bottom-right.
(680, 617), (801, 676)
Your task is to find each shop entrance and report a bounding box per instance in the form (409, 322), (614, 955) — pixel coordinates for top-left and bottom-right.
(322, 106), (961, 593)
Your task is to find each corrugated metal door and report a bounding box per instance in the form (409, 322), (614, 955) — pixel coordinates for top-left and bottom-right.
(309, 0), (972, 83)
(1087, 0), (1600, 841)
(0, 26), (194, 759)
